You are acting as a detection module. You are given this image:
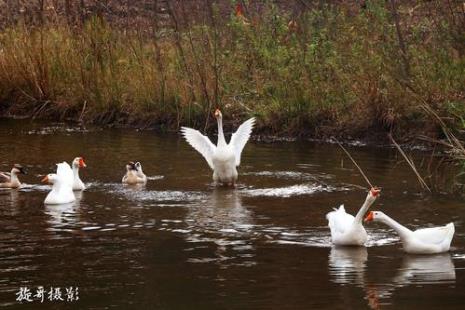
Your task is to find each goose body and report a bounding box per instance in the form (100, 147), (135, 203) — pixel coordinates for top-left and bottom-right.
(71, 157), (86, 191)
(0, 164), (27, 188)
(365, 211), (454, 254)
(181, 109), (255, 186)
(122, 162), (147, 184)
(326, 188), (380, 246)
(42, 162), (75, 205)
(212, 144), (237, 184)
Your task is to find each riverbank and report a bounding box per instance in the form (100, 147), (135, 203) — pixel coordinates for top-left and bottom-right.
(0, 1), (463, 143)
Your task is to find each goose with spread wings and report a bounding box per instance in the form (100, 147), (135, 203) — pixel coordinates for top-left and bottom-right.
(181, 109), (255, 187)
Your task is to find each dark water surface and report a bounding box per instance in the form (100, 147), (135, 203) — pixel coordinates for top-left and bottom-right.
(0, 119), (464, 309)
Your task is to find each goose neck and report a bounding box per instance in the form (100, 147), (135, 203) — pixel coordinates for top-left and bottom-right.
(379, 214), (412, 238)
(73, 165), (80, 178)
(354, 196), (374, 224)
(9, 169), (19, 182)
(217, 116), (226, 146)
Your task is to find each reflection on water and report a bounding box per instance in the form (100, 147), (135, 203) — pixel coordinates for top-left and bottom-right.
(329, 246), (367, 285)
(393, 254), (456, 285)
(0, 190), (19, 210)
(363, 253), (457, 309)
(329, 248), (457, 309)
(328, 248), (457, 298)
(184, 189), (256, 266)
(45, 201), (80, 234)
(186, 189), (252, 235)
(0, 119), (464, 309)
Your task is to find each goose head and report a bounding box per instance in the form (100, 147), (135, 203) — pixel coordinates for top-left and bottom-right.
(12, 164), (27, 175)
(72, 157), (86, 168)
(41, 173), (58, 184)
(126, 161), (137, 172)
(214, 108), (222, 120)
(366, 187), (381, 205)
(364, 211), (386, 223)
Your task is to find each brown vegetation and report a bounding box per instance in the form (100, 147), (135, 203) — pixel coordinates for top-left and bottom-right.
(0, 1), (463, 143)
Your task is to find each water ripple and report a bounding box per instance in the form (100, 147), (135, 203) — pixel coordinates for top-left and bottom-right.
(240, 184), (337, 198)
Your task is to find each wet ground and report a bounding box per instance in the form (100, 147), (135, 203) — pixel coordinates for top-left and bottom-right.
(0, 119), (464, 309)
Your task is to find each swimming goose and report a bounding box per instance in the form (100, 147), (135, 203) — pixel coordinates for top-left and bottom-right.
(71, 157), (87, 191)
(42, 162), (75, 204)
(326, 188), (380, 246)
(122, 162), (147, 184)
(0, 164), (27, 188)
(181, 109), (255, 186)
(364, 211), (454, 254)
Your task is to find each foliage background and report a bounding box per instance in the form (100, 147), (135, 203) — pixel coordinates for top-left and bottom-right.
(0, 0), (463, 141)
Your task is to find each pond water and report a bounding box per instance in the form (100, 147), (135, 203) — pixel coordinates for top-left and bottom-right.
(0, 119), (464, 309)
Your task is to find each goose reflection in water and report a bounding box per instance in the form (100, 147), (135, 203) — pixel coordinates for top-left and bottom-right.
(392, 253), (456, 286)
(366, 254), (456, 309)
(329, 247), (381, 309)
(45, 195), (82, 234)
(328, 247), (456, 310)
(186, 188), (253, 237)
(184, 189), (255, 263)
(0, 188), (20, 215)
(329, 246), (368, 285)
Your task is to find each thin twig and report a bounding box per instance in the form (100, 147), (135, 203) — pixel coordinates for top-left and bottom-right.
(335, 139), (374, 188)
(395, 77), (465, 161)
(79, 100), (87, 122)
(417, 135), (453, 148)
(389, 134), (431, 192)
(32, 100), (49, 119)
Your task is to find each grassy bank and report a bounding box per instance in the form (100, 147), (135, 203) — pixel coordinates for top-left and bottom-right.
(0, 1), (463, 140)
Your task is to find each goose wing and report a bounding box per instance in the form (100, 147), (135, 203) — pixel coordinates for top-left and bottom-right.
(413, 223), (455, 245)
(181, 127), (216, 169)
(56, 162), (74, 186)
(0, 172), (11, 183)
(229, 117), (255, 166)
(326, 205), (354, 236)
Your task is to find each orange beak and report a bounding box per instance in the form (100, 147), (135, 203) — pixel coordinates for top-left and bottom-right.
(79, 157), (86, 168)
(370, 187), (380, 197)
(364, 211), (374, 223)
(214, 108), (221, 118)
(41, 175), (49, 183)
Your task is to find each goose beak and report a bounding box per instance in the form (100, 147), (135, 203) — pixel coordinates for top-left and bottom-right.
(370, 187), (380, 197)
(41, 176), (49, 184)
(364, 211), (374, 223)
(79, 158), (87, 168)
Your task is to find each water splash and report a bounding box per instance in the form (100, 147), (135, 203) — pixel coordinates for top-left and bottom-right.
(240, 184), (336, 198)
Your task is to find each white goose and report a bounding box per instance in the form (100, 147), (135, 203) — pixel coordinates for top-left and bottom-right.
(326, 188), (380, 246)
(71, 157), (87, 191)
(0, 164), (27, 188)
(364, 211), (455, 254)
(181, 109), (255, 186)
(42, 162), (75, 204)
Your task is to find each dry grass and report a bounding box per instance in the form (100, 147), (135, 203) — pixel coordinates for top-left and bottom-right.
(0, 1), (463, 139)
